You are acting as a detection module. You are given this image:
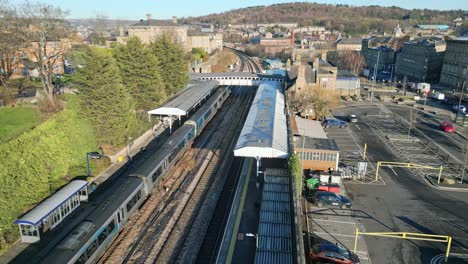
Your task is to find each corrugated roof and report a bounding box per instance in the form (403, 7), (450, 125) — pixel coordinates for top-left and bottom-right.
(15, 180), (88, 226)
(130, 19), (178, 27)
(147, 80), (219, 116)
(256, 168), (293, 264)
(233, 83), (288, 159)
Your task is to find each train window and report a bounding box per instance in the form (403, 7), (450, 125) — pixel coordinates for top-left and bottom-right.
(152, 166), (163, 182)
(75, 253), (87, 264)
(126, 190), (142, 212)
(86, 240), (98, 257)
(117, 212), (121, 223)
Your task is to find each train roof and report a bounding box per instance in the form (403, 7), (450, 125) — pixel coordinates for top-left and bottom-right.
(41, 176), (144, 264)
(130, 124), (194, 177)
(187, 86), (227, 123)
(15, 180), (88, 226)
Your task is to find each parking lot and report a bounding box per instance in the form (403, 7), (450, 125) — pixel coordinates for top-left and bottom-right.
(324, 126), (362, 162)
(362, 115), (460, 181)
(307, 188), (372, 264)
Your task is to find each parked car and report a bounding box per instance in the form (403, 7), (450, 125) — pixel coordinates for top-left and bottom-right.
(439, 122), (455, 133)
(347, 114), (358, 123)
(312, 191), (351, 209)
(323, 118), (348, 128)
(453, 105), (466, 113)
(432, 92), (445, 100)
(310, 243), (360, 264)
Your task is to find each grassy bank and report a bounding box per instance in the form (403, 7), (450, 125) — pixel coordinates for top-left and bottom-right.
(0, 95), (98, 253)
(0, 107), (39, 143)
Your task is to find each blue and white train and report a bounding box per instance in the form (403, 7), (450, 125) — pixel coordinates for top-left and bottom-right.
(38, 87), (230, 264)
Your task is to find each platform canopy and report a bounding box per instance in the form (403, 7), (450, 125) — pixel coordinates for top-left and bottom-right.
(234, 83), (288, 159)
(15, 180), (88, 226)
(147, 80), (219, 117)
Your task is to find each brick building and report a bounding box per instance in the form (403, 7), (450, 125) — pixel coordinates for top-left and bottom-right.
(439, 37), (468, 90)
(395, 39), (446, 83)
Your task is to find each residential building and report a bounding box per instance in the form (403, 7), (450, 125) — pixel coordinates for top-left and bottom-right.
(395, 39), (446, 83)
(439, 37), (468, 90)
(119, 14), (223, 53)
(186, 31), (223, 53)
(336, 38), (362, 51)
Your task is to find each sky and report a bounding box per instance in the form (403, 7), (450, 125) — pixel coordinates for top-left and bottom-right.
(16, 0), (468, 20)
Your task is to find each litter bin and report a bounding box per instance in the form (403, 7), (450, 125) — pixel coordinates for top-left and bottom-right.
(306, 178), (320, 189)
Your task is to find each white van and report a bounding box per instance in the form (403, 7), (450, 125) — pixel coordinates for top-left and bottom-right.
(432, 92), (445, 100)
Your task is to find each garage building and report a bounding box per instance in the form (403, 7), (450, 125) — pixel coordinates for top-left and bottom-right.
(294, 136), (339, 171)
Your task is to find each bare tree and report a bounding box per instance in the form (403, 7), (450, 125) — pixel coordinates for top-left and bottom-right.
(19, 2), (70, 109)
(0, 1), (27, 104)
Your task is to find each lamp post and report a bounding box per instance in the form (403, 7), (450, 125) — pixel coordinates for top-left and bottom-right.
(127, 137), (134, 161)
(371, 50), (381, 102)
(86, 151), (102, 177)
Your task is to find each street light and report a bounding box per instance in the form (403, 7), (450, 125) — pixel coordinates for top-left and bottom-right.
(86, 151), (102, 177)
(127, 137), (134, 161)
(371, 50), (381, 102)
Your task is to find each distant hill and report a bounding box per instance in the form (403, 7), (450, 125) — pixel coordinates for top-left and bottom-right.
(180, 3), (467, 35)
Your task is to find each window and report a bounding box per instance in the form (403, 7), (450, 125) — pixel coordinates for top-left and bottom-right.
(98, 220), (115, 245)
(152, 166), (164, 182)
(126, 190), (142, 212)
(86, 241), (98, 258)
(75, 253), (87, 264)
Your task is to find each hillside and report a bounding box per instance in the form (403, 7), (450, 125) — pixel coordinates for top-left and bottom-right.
(181, 2), (466, 35)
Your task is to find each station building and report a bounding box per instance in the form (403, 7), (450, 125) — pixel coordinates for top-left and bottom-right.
(291, 117), (340, 172)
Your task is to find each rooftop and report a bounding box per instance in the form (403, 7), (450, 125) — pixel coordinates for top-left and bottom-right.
(337, 70), (358, 78)
(15, 180), (88, 226)
(147, 80), (219, 117)
(294, 117), (327, 139)
(337, 38), (363, 45)
(294, 136), (339, 151)
(130, 19), (180, 27)
(233, 83), (288, 159)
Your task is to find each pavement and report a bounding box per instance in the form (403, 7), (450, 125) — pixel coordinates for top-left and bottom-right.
(332, 103), (468, 264)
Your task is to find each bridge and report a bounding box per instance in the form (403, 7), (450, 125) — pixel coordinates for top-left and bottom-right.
(190, 72), (285, 86)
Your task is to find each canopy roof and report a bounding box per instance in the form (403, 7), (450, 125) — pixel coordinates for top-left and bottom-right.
(15, 180), (88, 226)
(147, 80), (219, 117)
(234, 83), (288, 159)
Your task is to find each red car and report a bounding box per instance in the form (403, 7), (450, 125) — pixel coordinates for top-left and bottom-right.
(310, 244), (360, 264)
(439, 122), (455, 133)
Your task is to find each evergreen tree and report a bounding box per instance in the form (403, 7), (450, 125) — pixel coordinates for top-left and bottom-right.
(150, 34), (189, 96)
(113, 37), (166, 112)
(72, 47), (138, 146)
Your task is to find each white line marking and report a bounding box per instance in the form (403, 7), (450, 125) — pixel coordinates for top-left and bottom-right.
(314, 232), (356, 238)
(355, 125), (361, 131)
(312, 219), (357, 225)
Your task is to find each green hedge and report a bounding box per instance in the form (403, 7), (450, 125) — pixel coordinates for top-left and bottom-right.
(288, 153), (303, 193)
(0, 95), (97, 252)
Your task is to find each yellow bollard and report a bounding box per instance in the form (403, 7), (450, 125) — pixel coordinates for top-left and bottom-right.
(354, 227), (359, 253)
(375, 161), (381, 181)
(445, 236), (452, 263)
(363, 143), (367, 160)
(437, 165), (444, 184)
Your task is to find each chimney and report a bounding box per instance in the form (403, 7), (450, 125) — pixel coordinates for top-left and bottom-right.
(172, 16), (177, 25)
(146, 14), (152, 21)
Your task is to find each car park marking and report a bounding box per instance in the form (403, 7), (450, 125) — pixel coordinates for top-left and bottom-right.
(355, 125), (361, 131)
(312, 219), (357, 225)
(313, 232), (356, 238)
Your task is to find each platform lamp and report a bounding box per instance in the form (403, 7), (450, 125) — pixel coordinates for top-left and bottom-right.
(86, 151), (102, 177)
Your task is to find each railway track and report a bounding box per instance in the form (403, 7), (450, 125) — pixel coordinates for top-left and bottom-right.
(100, 86), (255, 264)
(153, 86), (255, 263)
(226, 47), (262, 73)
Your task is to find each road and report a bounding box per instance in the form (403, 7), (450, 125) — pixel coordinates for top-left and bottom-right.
(331, 104), (468, 264)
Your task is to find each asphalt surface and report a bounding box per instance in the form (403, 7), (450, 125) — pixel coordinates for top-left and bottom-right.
(331, 104), (468, 264)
